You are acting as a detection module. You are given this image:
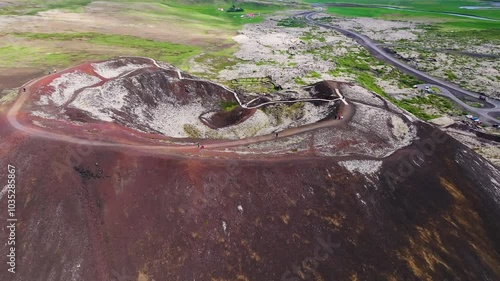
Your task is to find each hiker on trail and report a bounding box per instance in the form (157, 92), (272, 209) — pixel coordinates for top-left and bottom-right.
(341, 115), (344, 119)
(23, 88), (26, 92)
(275, 132), (279, 138)
(200, 145), (205, 150)
(197, 142), (200, 148)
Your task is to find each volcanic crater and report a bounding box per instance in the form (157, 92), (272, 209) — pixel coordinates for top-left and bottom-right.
(24, 57), (343, 141)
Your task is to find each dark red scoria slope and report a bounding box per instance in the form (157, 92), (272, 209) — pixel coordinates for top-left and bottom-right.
(1, 120), (500, 281)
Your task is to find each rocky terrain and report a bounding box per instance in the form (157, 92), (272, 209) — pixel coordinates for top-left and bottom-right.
(314, 15), (500, 98)
(213, 12), (359, 86)
(1, 56), (500, 281)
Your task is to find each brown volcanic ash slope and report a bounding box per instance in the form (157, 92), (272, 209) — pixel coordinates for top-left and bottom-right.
(1, 60), (500, 281)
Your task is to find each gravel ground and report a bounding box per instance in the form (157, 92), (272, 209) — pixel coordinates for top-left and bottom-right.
(324, 16), (425, 42)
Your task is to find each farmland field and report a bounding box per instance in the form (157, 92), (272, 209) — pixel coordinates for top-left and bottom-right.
(0, 0), (288, 70)
(306, 0), (500, 19)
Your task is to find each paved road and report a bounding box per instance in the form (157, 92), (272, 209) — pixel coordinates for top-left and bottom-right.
(301, 8), (500, 125)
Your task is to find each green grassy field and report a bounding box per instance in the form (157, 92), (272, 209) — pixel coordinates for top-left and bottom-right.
(0, 0), (92, 15)
(0, 45), (108, 68)
(306, 0), (500, 20)
(1, 0), (286, 25)
(0, 0), (288, 72)
(307, 0), (500, 33)
(322, 7), (500, 30)
(165, 1), (286, 26)
(8, 32), (200, 69)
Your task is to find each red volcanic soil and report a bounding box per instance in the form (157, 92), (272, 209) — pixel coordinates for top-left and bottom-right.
(1, 58), (500, 281)
(1, 113), (500, 281)
(0, 68), (45, 90)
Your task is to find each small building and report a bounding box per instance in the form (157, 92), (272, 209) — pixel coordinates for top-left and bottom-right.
(217, 7), (224, 11)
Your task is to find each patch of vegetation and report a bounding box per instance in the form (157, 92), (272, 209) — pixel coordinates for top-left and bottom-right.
(0, 45), (103, 67)
(0, 0), (92, 15)
(14, 32), (200, 69)
(323, 6), (452, 21)
(284, 102), (305, 120)
(335, 54), (371, 71)
(0, 5), (30, 15)
(255, 60), (278, 66)
(325, 48), (449, 121)
(294, 77), (307, 85)
(382, 69), (422, 88)
(403, 94), (460, 114)
(300, 32), (316, 42)
(309, 0), (500, 20)
(262, 105), (284, 125)
(356, 72), (385, 95)
(230, 77), (276, 94)
(0, 90), (18, 105)
(244, 122), (268, 137)
(220, 100), (239, 112)
(31, 0), (92, 14)
(306, 71), (322, 79)
(355, 72), (441, 120)
(445, 70), (458, 81)
(261, 102), (305, 125)
(430, 86), (441, 93)
(183, 124), (202, 139)
(193, 43), (242, 78)
(277, 17), (307, 28)
(163, 1), (286, 26)
(465, 101), (483, 108)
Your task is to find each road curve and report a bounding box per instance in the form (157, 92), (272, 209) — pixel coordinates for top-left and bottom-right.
(301, 8), (500, 125)
(416, 84), (500, 119)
